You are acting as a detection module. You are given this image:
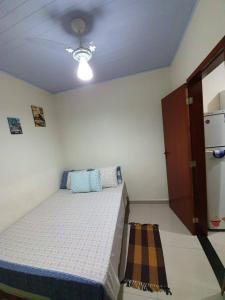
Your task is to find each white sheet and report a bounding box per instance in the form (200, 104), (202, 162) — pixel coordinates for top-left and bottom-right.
(0, 183), (128, 300)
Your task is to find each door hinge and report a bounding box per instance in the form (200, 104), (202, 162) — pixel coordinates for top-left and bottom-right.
(192, 217), (199, 224)
(186, 97), (193, 105)
(190, 160), (197, 168)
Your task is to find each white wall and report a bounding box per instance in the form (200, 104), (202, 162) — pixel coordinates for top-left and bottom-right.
(2, 0), (224, 221)
(0, 72), (62, 232)
(55, 68), (171, 202)
(170, 0), (225, 89)
(202, 62), (225, 113)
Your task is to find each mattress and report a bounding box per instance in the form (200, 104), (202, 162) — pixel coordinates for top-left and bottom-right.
(0, 183), (128, 300)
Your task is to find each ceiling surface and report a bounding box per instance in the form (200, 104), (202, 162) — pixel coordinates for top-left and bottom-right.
(0, 0), (197, 93)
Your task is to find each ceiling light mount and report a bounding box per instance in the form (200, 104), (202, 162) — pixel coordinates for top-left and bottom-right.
(71, 18), (87, 36)
(65, 18), (95, 81)
(73, 47), (92, 62)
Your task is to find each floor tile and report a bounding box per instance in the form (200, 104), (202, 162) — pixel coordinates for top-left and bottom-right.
(208, 232), (225, 265)
(120, 203), (224, 300)
(160, 246), (222, 300)
(208, 232), (225, 251)
(119, 285), (159, 299)
(159, 230), (202, 250)
(211, 248), (225, 267)
(129, 203), (190, 234)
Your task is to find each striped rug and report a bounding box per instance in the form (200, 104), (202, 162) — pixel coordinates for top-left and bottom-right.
(123, 223), (172, 295)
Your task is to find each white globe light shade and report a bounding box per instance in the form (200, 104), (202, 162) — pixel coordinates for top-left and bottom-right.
(77, 57), (93, 81)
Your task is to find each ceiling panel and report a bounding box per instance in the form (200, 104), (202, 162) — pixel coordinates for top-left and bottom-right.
(0, 0), (197, 92)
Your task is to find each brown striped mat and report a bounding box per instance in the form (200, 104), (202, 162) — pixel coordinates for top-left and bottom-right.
(122, 223), (172, 295)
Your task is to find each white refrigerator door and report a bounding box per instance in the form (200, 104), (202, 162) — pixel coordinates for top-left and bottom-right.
(204, 113), (225, 148)
(205, 147), (225, 230)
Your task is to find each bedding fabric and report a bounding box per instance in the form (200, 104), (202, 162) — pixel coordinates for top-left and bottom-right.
(116, 166), (123, 184)
(71, 170), (91, 193)
(60, 170), (74, 189)
(89, 169), (102, 192)
(100, 167), (118, 188)
(71, 170), (102, 193)
(66, 170), (74, 190)
(0, 183), (128, 300)
(66, 169), (95, 190)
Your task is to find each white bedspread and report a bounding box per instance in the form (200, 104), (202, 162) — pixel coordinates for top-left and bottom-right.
(0, 183), (128, 300)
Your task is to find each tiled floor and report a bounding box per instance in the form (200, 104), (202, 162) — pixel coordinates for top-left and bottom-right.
(208, 232), (225, 267)
(119, 203), (224, 300)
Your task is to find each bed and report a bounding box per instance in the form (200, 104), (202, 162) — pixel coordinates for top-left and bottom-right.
(0, 183), (129, 300)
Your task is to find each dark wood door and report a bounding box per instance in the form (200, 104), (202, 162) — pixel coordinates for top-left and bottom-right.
(162, 84), (195, 234)
(188, 79), (208, 235)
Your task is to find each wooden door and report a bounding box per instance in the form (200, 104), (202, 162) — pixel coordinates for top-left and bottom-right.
(188, 79), (208, 235)
(162, 84), (195, 234)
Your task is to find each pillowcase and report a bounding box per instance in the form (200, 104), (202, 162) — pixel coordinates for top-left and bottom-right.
(116, 166), (123, 184)
(60, 170), (74, 189)
(66, 171), (74, 190)
(89, 169), (102, 192)
(100, 166), (118, 188)
(71, 169), (102, 193)
(71, 171), (90, 193)
(66, 169), (95, 190)
(61, 167), (121, 190)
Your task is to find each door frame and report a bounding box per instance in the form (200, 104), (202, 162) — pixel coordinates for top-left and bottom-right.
(187, 36), (225, 235)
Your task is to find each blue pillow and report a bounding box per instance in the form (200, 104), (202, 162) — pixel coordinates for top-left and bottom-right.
(71, 171), (91, 193)
(60, 170), (74, 189)
(117, 166), (123, 184)
(89, 169), (102, 192)
(71, 170), (102, 193)
(60, 169), (94, 189)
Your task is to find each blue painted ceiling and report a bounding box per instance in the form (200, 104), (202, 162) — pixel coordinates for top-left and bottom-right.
(0, 0), (197, 93)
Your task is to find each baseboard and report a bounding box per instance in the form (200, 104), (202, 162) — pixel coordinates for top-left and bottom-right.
(130, 200), (169, 204)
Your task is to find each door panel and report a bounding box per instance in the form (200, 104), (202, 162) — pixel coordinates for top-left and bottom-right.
(162, 85), (195, 234)
(188, 79), (208, 235)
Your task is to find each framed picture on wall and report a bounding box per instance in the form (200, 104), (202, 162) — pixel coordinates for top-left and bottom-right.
(7, 117), (23, 134)
(31, 105), (46, 127)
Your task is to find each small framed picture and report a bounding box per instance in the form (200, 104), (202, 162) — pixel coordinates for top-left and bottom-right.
(7, 117), (23, 134)
(31, 105), (46, 127)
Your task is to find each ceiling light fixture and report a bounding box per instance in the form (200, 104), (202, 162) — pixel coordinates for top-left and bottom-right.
(68, 18), (95, 82)
(73, 47), (93, 81)
(65, 47), (74, 54)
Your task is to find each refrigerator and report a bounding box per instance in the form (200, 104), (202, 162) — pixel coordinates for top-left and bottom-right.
(204, 111), (225, 230)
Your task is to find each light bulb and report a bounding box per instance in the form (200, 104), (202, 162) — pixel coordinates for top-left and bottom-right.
(77, 57), (93, 81)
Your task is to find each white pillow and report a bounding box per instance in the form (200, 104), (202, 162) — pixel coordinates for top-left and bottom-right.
(100, 166), (118, 188)
(66, 171), (74, 190)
